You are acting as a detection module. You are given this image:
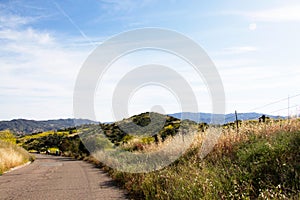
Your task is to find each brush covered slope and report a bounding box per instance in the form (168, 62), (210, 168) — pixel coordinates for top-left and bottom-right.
(16, 127), (90, 159)
(108, 119), (300, 199)
(0, 130), (34, 175)
(99, 112), (183, 145)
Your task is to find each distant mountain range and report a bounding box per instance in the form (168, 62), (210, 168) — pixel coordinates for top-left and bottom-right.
(0, 119), (98, 135)
(168, 112), (286, 124)
(0, 112), (286, 135)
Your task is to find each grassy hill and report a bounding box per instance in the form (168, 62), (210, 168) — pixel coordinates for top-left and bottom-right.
(0, 130), (34, 175)
(107, 119), (300, 199)
(99, 112), (185, 145)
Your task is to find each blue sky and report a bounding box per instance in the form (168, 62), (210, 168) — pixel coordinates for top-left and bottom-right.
(1, 0), (300, 121)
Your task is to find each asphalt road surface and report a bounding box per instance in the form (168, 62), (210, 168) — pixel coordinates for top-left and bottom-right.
(0, 154), (128, 200)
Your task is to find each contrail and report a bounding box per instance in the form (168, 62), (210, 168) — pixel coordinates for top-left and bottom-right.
(53, 1), (96, 47)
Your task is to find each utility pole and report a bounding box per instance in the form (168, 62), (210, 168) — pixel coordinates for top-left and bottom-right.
(235, 110), (239, 134)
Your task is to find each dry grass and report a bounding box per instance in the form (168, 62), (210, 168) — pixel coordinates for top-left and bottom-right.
(118, 119), (300, 161)
(0, 141), (34, 175)
(107, 119), (300, 199)
(212, 119), (300, 155)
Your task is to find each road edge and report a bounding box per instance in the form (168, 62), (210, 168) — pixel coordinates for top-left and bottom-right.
(3, 161), (32, 174)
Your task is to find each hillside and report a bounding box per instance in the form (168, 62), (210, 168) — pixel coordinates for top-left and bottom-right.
(16, 112), (196, 157)
(169, 112), (285, 124)
(99, 112), (196, 146)
(109, 119), (300, 199)
(0, 130), (35, 175)
(0, 118), (98, 135)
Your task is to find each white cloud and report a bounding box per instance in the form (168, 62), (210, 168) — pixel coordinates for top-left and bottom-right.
(248, 23), (257, 31)
(0, 27), (54, 45)
(225, 46), (257, 54)
(0, 14), (33, 28)
(224, 5), (300, 22)
(0, 11), (92, 120)
(249, 5), (300, 22)
(213, 46), (257, 56)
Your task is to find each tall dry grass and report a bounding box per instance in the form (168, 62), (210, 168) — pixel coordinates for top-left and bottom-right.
(211, 119), (300, 155)
(107, 119), (300, 199)
(0, 140), (34, 175)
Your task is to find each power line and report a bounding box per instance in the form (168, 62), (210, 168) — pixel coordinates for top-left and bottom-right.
(249, 93), (300, 112)
(289, 93), (300, 99)
(249, 97), (287, 111)
(269, 105), (298, 114)
(222, 93), (300, 123)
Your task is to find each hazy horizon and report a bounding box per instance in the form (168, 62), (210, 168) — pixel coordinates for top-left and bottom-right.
(0, 111), (288, 122)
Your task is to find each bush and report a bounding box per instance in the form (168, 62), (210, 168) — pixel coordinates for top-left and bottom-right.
(0, 130), (16, 144)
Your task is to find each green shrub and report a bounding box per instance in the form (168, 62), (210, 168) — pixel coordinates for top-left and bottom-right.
(0, 130), (16, 144)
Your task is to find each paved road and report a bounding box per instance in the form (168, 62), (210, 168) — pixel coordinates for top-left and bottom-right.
(0, 154), (128, 200)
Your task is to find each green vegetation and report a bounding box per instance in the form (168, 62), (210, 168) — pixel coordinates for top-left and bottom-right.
(106, 119), (300, 199)
(0, 131), (34, 175)
(17, 130), (69, 152)
(17, 127), (89, 159)
(100, 112), (183, 145)
(0, 130), (16, 144)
